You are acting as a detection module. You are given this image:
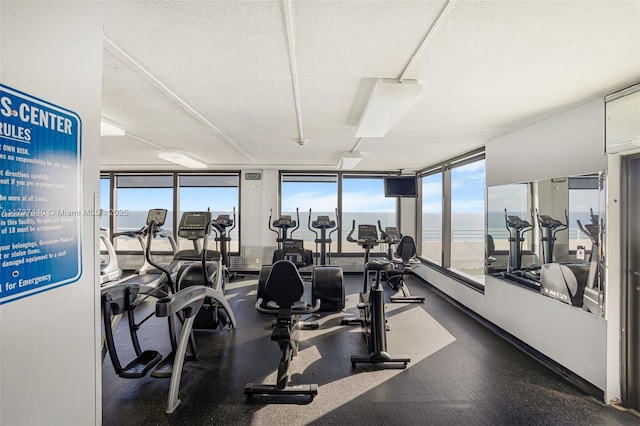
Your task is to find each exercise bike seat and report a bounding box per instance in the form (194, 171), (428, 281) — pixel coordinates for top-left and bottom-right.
(266, 300), (307, 310)
(366, 258), (394, 271)
(256, 260), (321, 314)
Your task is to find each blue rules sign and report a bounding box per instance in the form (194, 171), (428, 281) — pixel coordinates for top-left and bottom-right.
(0, 84), (82, 304)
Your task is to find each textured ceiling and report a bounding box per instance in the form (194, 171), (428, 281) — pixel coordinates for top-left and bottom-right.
(101, 0), (640, 172)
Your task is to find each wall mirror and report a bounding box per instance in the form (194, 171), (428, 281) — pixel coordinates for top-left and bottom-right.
(487, 172), (606, 317)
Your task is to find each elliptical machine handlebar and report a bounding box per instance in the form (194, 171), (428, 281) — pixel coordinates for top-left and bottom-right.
(346, 219), (357, 243)
(377, 220), (389, 242)
(228, 207), (237, 235)
(112, 225), (148, 239)
(504, 209), (534, 235)
(144, 219), (175, 294)
(291, 207), (300, 238)
(267, 208), (279, 239)
(329, 208), (339, 242)
(308, 208), (318, 242)
(200, 219), (224, 285)
(535, 208), (568, 236)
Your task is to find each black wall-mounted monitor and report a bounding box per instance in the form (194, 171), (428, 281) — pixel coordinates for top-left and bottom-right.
(384, 176), (418, 198)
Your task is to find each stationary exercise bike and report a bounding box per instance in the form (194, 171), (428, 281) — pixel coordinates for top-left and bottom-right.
(377, 222), (425, 303)
(245, 260), (321, 398)
(341, 220), (410, 369)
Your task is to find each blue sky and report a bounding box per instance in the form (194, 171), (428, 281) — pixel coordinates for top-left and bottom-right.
(423, 160), (486, 214)
(101, 166), (489, 216)
(281, 178), (397, 213)
(99, 178), (238, 212)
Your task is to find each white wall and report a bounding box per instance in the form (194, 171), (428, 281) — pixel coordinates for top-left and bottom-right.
(239, 169), (279, 267)
(486, 99), (607, 187)
(400, 197), (417, 237)
(240, 169), (265, 247)
(605, 153), (623, 402)
(416, 267), (607, 388)
(0, 2), (103, 425)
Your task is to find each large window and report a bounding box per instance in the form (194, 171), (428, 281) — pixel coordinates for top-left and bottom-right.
(450, 159), (486, 276)
(102, 172), (241, 254)
(179, 174), (240, 252)
(418, 149), (486, 286)
(278, 173), (398, 254)
(421, 172), (442, 265)
(114, 174), (174, 252)
(280, 174), (338, 251)
(342, 176), (395, 253)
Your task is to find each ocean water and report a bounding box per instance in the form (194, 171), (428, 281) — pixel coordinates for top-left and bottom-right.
(104, 210), (593, 244)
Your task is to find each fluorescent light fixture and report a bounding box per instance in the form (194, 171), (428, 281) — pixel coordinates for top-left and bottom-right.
(355, 79), (423, 138)
(158, 151), (207, 169)
(337, 152), (363, 170)
(100, 120), (125, 136)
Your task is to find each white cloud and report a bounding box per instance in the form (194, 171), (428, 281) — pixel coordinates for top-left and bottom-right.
(282, 191), (337, 212)
(422, 182), (441, 199)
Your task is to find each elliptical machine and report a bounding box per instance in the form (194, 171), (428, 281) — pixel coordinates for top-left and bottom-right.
(211, 207), (243, 281)
(505, 209), (534, 273)
(341, 220), (410, 369)
(175, 211), (238, 330)
(269, 208), (313, 267)
(308, 208), (339, 266)
(535, 209), (568, 264)
(257, 208), (344, 312)
(577, 209), (603, 314)
(537, 210), (589, 307)
(307, 209), (345, 311)
(102, 209), (228, 413)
